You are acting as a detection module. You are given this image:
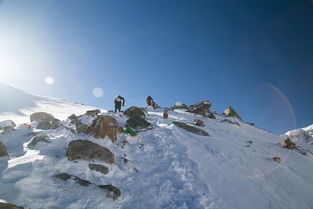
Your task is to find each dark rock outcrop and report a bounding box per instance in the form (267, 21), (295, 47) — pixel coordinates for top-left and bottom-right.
(171, 102), (188, 110)
(90, 115), (119, 143)
(54, 173), (121, 200)
(187, 101), (212, 117)
(126, 115), (151, 130)
(0, 141), (9, 157)
(124, 106), (146, 119)
(173, 121), (210, 136)
(0, 202), (24, 209)
(30, 112), (55, 122)
(220, 119), (241, 127)
(76, 124), (91, 134)
(27, 135), (51, 147)
(65, 139), (114, 164)
(282, 138), (296, 150)
(36, 121), (52, 130)
(194, 119), (204, 126)
(89, 164), (109, 175)
(207, 113), (216, 119)
(223, 106), (242, 121)
(86, 109), (101, 117)
(272, 156), (282, 164)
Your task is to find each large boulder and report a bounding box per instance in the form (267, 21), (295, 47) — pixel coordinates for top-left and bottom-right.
(90, 115), (119, 143)
(223, 106), (242, 121)
(65, 139), (115, 164)
(54, 173), (121, 200)
(0, 202), (24, 209)
(124, 106), (146, 119)
(27, 135), (51, 147)
(171, 101), (188, 110)
(173, 121), (210, 136)
(187, 100), (212, 117)
(126, 115), (151, 130)
(0, 141), (9, 157)
(30, 112), (55, 122)
(0, 120), (16, 133)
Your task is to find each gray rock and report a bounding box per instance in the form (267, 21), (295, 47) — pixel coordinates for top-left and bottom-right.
(27, 135), (51, 147)
(173, 121), (210, 136)
(207, 112), (216, 119)
(0, 202), (24, 209)
(36, 121), (52, 130)
(65, 139), (115, 164)
(0, 141), (9, 157)
(187, 100), (211, 117)
(98, 184), (121, 200)
(86, 109), (101, 117)
(124, 106), (146, 119)
(171, 102), (188, 110)
(126, 115), (151, 130)
(220, 119), (241, 127)
(89, 163), (109, 174)
(30, 112), (55, 122)
(55, 173), (92, 186)
(223, 106), (242, 121)
(194, 119), (204, 126)
(76, 124), (91, 134)
(0, 120), (16, 133)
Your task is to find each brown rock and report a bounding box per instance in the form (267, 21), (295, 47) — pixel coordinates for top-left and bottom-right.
(0, 202), (24, 209)
(207, 113), (216, 119)
(65, 139), (115, 164)
(90, 115), (119, 143)
(77, 124), (91, 134)
(194, 119), (204, 126)
(124, 106), (146, 119)
(187, 100), (212, 117)
(0, 141), (9, 157)
(173, 121), (210, 136)
(30, 112), (55, 122)
(272, 156), (282, 164)
(89, 164), (109, 174)
(282, 138), (296, 150)
(223, 106), (242, 121)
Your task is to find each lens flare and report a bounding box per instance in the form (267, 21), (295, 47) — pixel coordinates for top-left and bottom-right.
(92, 87), (103, 98)
(45, 77), (54, 85)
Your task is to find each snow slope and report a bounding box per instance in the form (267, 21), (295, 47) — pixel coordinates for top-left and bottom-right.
(0, 83), (106, 124)
(1, 84), (313, 209)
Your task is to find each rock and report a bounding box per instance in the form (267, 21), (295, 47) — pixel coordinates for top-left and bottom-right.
(90, 115), (119, 143)
(171, 101), (188, 110)
(54, 173), (121, 200)
(126, 115), (151, 130)
(220, 119), (241, 127)
(55, 173), (92, 186)
(187, 100), (211, 117)
(86, 109), (101, 117)
(89, 164), (109, 174)
(0, 202), (24, 209)
(76, 124), (91, 134)
(30, 112), (55, 122)
(272, 156), (282, 164)
(223, 106), (242, 121)
(173, 121), (210, 136)
(36, 121), (52, 130)
(65, 139), (114, 164)
(194, 119), (204, 126)
(282, 138), (296, 150)
(163, 110), (169, 119)
(27, 135), (51, 147)
(247, 122), (255, 126)
(207, 112), (216, 119)
(0, 120), (16, 133)
(124, 106), (146, 119)
(0, 141), (9, 157)
(98, 184), (121, 200)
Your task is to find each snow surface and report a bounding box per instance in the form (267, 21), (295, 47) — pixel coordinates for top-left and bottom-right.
(1, 83), (313, 209)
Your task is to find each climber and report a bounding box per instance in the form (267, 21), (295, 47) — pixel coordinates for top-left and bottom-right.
(114, 95), (125, 113)
(146, 96), (157, 109)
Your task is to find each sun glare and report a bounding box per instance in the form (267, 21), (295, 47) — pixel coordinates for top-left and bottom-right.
(45, 76), (54, 85)
(92, 87), (103, 98)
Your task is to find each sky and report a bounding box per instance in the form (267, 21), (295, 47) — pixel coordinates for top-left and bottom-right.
(0, 0), (312, 134)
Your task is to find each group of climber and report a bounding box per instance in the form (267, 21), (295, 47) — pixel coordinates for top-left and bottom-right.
(114, 95), (158, 113)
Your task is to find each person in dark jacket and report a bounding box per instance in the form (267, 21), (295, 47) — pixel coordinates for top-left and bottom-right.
(114, 95), (125, 113)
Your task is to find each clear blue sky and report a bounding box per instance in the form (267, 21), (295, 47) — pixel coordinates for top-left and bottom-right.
(0, 0), (312, 134)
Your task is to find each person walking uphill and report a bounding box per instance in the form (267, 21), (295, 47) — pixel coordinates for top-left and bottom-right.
(114, 95), (125, 113)
(146, 96), (158, 109)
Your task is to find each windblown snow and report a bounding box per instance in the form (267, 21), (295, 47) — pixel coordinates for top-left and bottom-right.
(1, 83), (313, 209)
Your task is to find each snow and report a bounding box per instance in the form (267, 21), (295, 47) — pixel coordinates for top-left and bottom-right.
(1, 83), (313, 209)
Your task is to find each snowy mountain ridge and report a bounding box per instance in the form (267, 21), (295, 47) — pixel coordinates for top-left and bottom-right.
(0, 83), (313, 209)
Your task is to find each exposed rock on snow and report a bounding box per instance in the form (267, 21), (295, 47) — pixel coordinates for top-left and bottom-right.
(207, 112), (216, 119)
(88, 163), (109, 174)
(0, 141), (8, 157)
(187, 100), (211, 117)
(0, 120), (16, 133)
(124, 106), (146, 119)
(85, 109), (101, 117)
(272, 156), (282, 164)
(173, 121), (210, 136)
(76, 124), (91, 134)
(194, 119), (204, 126)
(90, 115), (119, 143)
(282, 138), (296, 150)
(54, 173), (121, 200)
(220, 119), (241, 127)
(223, 106), (242, 121)
(126, 115), (151, 130)
(65, 139), (115, 164)
(27, 135), (51, 147)
(0, 202), (24, 209)
(30, 112), (56, 123)
(171, 101), (188, 110)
